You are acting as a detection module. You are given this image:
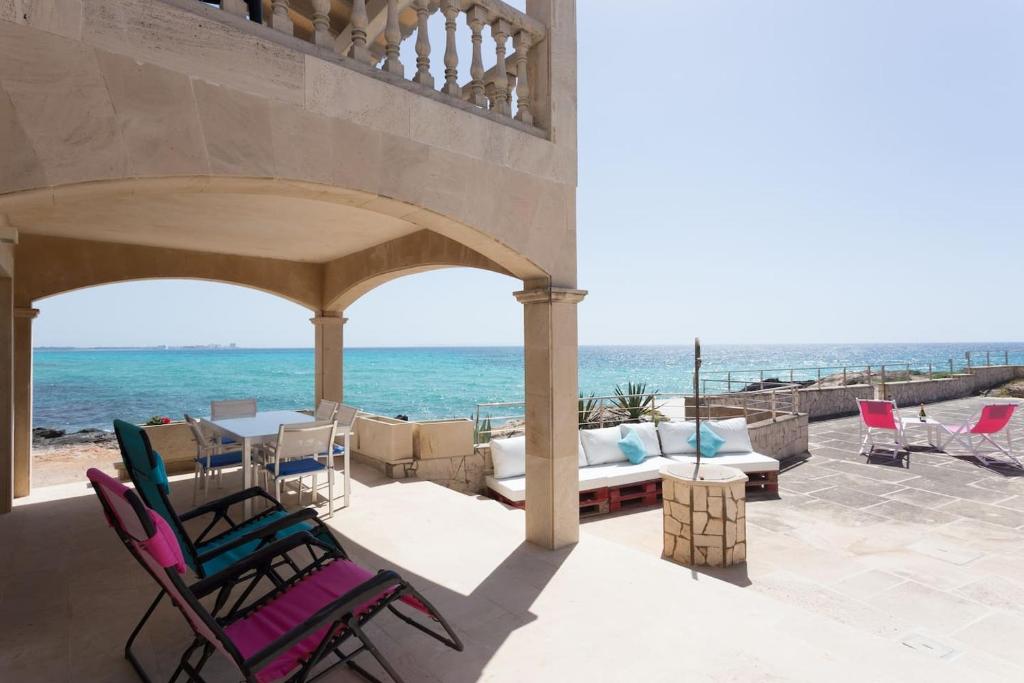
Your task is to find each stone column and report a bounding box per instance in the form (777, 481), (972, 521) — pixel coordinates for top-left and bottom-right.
(514, 286), (586, 549)
(311, 312), (346, 408)
(13, 307), (38, 498)
(0, 277), (12, 513)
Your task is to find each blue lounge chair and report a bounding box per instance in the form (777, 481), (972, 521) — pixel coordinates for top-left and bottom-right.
(112, 419), (345, 676)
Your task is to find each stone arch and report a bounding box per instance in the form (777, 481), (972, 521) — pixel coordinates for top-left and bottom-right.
(322, 230), (516, 311)
(14, 233), (323, 310)
(2, 176), (550, 309)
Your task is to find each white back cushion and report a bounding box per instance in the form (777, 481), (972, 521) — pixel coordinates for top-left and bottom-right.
(710, 417), (753, 453)
(491, 436), (526, 479)
(578, 436), (588, 468)
(580, 426), (628, 465)
(619, 423), (662, 457)
(658, 421), (697, 455)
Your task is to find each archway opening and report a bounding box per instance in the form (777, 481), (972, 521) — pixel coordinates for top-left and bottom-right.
(31, 279), (316, 487)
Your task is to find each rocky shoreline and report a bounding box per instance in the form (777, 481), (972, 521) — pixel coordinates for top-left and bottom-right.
(33, 426), (118, 448)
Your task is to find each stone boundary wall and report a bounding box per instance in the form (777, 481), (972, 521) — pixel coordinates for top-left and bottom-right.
(796, 365), (1024, 422)
(748, 414), (809, 460)
(796, 385), (875, 421)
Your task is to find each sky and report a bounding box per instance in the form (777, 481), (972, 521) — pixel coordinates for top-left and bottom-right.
(34, 0), (1024, 348)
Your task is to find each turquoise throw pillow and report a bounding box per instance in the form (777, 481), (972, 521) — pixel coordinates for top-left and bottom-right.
(618, 430), (647, 464)
(688, 424), (725, 458)
(152, 451), (170, 493)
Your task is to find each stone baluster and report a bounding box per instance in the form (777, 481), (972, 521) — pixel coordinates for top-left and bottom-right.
(505, 73), (516, 111)
(441, 0), (461, 97)
(221, 0), (249, 18)
(412, 0), (434, 88)
(512, 30), (533, 124)
(465, 6), (488, 107)
(347, 0), (372, 61)
(383, 0), (404, 76)
(311, 0), (332, 48)
(270, 0), (293, 36)
(490, 19), (511, 115)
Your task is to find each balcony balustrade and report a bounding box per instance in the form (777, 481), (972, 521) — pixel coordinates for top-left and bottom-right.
(201, 0), (546, 131)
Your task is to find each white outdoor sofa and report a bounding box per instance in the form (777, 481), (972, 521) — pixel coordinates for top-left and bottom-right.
(485, 418), (780, 515)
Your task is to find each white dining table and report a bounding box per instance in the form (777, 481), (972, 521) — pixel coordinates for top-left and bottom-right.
(200, 410), (315, 513)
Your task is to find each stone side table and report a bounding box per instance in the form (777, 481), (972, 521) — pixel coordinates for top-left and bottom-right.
(661, 463), (747, 567)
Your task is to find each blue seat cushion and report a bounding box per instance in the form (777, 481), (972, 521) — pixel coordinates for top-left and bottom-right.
(617, 430), (647, 464)
(195, 450), (244, 470)
(265, 458), (326, 478)
(688, 424), (726, 458)
(197, 510), (315, 576)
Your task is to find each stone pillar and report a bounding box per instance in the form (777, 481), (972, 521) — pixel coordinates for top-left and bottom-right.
(13, 307), (38, 498)
(515, 286), (586, 549)
(0, 277), (12, 513)
(662, 464), (747, 567)
(311, 312), (346, 408)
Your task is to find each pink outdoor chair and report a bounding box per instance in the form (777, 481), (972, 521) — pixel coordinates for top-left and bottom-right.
(939, 403), (1019, 467)
(857, 399), (907, 459)
(86, 468), (462, 683)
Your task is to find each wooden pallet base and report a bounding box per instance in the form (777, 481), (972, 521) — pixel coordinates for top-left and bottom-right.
(487, 487), (611, 516)
(608, 480), (662, 512)
(488, 470), (779, 516)
(745, 470), (779, 495)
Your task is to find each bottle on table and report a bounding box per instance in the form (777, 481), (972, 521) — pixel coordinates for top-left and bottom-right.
(919, 403), (927, 422)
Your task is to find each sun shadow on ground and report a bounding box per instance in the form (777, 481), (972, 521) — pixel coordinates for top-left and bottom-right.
(1, 470), (572, 683)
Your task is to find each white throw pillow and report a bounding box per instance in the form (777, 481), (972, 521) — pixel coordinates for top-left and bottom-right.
(580, 426), (628, 465)
(619, 422), (662, 457)
(578, 435), (588, 468)
(709, 417), (753, 454)
(490, 436), (526, 479)
(658, 421), (697, 455)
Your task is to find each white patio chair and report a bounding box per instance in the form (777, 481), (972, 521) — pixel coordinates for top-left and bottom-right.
(184, 414), (243, 503)
(264, 421), (338, 517)
(938, 403), (1019, 467)
(210, 398), (257, 420)
(317, 404), (358, 510)
(315, 399), (339, 422)
(856, 399), (908, 458)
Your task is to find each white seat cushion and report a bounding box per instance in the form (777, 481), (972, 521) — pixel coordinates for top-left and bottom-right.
(485, 475), (527, 502)
(486, 468), (610, 503)
(490, 435), (586, 480)
(490, 436), (526, 479)
(665, 451), (779, 473)
(658, 421), (697, 455)
(580, 426), (628, 465)
(708, 417), (754, 454)
(619, 423), (662, 457)
(583, 456), (673, 488)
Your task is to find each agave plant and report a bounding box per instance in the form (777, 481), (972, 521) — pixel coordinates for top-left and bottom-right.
(611, 381), (656, 423)
(578, 392), (601, 429)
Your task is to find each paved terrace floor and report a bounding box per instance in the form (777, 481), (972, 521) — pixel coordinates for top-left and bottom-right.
(3, 395), (1024, 681)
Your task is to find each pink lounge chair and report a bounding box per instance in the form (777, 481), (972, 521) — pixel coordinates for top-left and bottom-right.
(939, 403), (1019, 467)
(857, 399), (907, 458)
(86, 468), (462, 683)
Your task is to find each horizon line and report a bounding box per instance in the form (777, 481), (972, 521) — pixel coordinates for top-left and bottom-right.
(33, 341), (1024, 351)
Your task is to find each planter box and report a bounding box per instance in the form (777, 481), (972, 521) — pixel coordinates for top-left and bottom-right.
(414, 419), (474, 460)
(662, 463), (747, 567)
(353, 415), (415, 464)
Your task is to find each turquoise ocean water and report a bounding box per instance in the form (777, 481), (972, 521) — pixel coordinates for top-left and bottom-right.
(34, 344), (1024, 431)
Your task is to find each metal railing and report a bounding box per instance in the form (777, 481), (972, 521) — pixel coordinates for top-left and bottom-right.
(699, 349), (1024, 393)
(473, 389), (800, 445)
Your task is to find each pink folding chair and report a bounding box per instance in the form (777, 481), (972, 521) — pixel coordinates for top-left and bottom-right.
(857, 399), (907, 458)
(939, 403), (1019, 467)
